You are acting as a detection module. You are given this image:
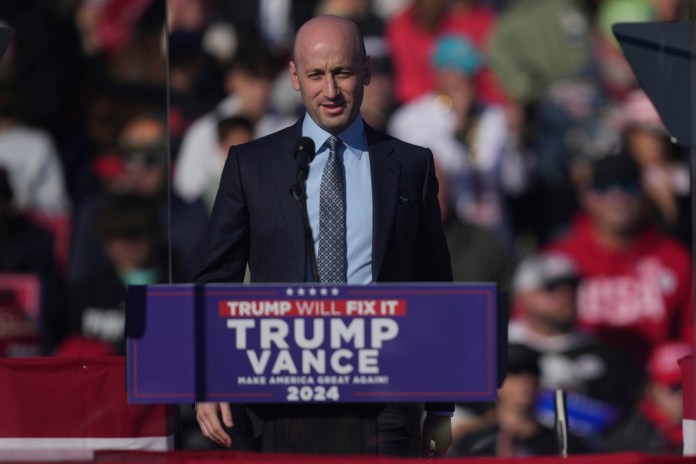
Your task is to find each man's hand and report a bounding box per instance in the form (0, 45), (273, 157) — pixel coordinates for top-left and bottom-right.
(195, 402), (233, 448)
(420, 413), (452, 458)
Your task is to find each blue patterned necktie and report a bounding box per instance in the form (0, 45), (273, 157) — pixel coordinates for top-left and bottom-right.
(318, 135), (346, 283)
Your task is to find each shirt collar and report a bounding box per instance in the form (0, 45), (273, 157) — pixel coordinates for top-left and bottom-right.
(302, 113), (367, 160)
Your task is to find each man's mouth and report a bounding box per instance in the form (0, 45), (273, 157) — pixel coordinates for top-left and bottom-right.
(321, 101), (346, 114)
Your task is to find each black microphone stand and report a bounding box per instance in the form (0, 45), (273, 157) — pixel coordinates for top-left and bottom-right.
(290, 178), (319, 283)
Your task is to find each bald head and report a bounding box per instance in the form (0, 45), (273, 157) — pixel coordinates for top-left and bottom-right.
(289, 15), (371, 134)
(293, 15), (367, 64)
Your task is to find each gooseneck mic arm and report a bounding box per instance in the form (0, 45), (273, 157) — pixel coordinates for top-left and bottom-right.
(294, 136), (315, 184)
(289, 137), (319, 282)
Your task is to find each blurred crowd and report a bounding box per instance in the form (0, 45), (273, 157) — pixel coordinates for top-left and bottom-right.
(0, 0), (693, 456)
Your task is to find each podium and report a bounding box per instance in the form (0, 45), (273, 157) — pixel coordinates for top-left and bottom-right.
(126, 283), (506, 454)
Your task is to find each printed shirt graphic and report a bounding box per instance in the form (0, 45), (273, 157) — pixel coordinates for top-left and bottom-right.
(548, 214), (692, 361)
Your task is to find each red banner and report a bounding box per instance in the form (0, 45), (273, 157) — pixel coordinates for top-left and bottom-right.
(0, 357), (174, 456)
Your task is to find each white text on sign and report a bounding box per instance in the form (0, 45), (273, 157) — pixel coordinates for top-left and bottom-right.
(219, 299), (407, 317)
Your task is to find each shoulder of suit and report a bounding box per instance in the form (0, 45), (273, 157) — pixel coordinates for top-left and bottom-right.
(228, 122), (300, 160)
(384, 137), (434, 169)
(366, 124), (432, 158)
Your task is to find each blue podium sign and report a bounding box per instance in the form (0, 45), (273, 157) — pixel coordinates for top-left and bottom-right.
(126, 283), (499, 404)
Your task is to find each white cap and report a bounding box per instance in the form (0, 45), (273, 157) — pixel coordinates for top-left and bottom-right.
(513, 252), (579, 293)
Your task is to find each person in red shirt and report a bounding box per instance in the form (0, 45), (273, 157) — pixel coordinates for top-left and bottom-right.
(547, 152), (692, 364)
(385, 0), (504, 105)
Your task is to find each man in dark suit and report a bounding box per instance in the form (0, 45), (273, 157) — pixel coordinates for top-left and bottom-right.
(193, 15), (453, 457)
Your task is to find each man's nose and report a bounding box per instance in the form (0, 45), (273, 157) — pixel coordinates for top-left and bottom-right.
(324, 77), (339, 98)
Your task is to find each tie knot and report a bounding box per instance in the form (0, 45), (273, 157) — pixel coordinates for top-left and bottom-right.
(327, 135), (341, 154)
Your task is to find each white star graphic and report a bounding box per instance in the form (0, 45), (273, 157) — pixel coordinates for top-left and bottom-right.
(297, 288), (306, 296)
(286, 288), (294, 296)
(309, 288), (317, 296)
(331, 287), (339, 296)
(320, 288), (328, 296)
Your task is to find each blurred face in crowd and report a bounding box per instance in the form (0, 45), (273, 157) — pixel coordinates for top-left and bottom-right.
(498, 373), (538, 412)
(227, 70), (272, 123)
(290, 16), (371, 135)
(435, 69), (475, 132)
(104, 236), (154, 274)
(519, 281), (577, 335)
(650, 383), (683, 425)
(584, 181), (646, 238)
(625, 128), (669, 167)
(168, 0), (206, 31)
(118, 117), (167, 197)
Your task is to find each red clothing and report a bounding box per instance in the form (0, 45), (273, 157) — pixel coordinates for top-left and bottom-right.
(385, 5), (505, 104)
(639, 397), (683, 448)
(547, 214), (692, 362)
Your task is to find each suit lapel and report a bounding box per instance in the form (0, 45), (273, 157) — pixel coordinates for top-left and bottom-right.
(269, 120), (306, 278)
(366, 124), (399, 280)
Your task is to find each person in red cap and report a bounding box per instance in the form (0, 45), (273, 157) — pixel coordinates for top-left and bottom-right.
(601, 341), (691, 453)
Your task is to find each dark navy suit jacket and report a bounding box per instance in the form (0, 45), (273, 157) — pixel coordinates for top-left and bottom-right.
(192, 119), (452, 286)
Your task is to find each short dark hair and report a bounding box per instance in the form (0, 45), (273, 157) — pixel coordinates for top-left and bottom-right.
(217, 116), (254, 142)
(507, 343), (541, 377)
(226, 47), (280, 80)
(591, 151), (641, 192)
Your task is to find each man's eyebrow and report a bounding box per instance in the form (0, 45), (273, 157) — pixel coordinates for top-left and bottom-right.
(303, 65), (355, 74)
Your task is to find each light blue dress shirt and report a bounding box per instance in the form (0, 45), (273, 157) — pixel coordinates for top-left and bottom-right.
(303, 115), (373, 284)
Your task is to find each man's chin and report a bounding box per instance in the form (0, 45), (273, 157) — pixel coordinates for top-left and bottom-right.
(318, 116), (349, 134)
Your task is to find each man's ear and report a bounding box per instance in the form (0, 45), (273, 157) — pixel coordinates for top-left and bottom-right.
(289, 61), (301, 91)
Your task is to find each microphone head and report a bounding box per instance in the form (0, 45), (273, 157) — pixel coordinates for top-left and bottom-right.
(294, 137), (316, 163)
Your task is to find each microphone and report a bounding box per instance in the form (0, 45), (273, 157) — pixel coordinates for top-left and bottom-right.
(289, 136), (319, 281)
(294, 137), (315, 184)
